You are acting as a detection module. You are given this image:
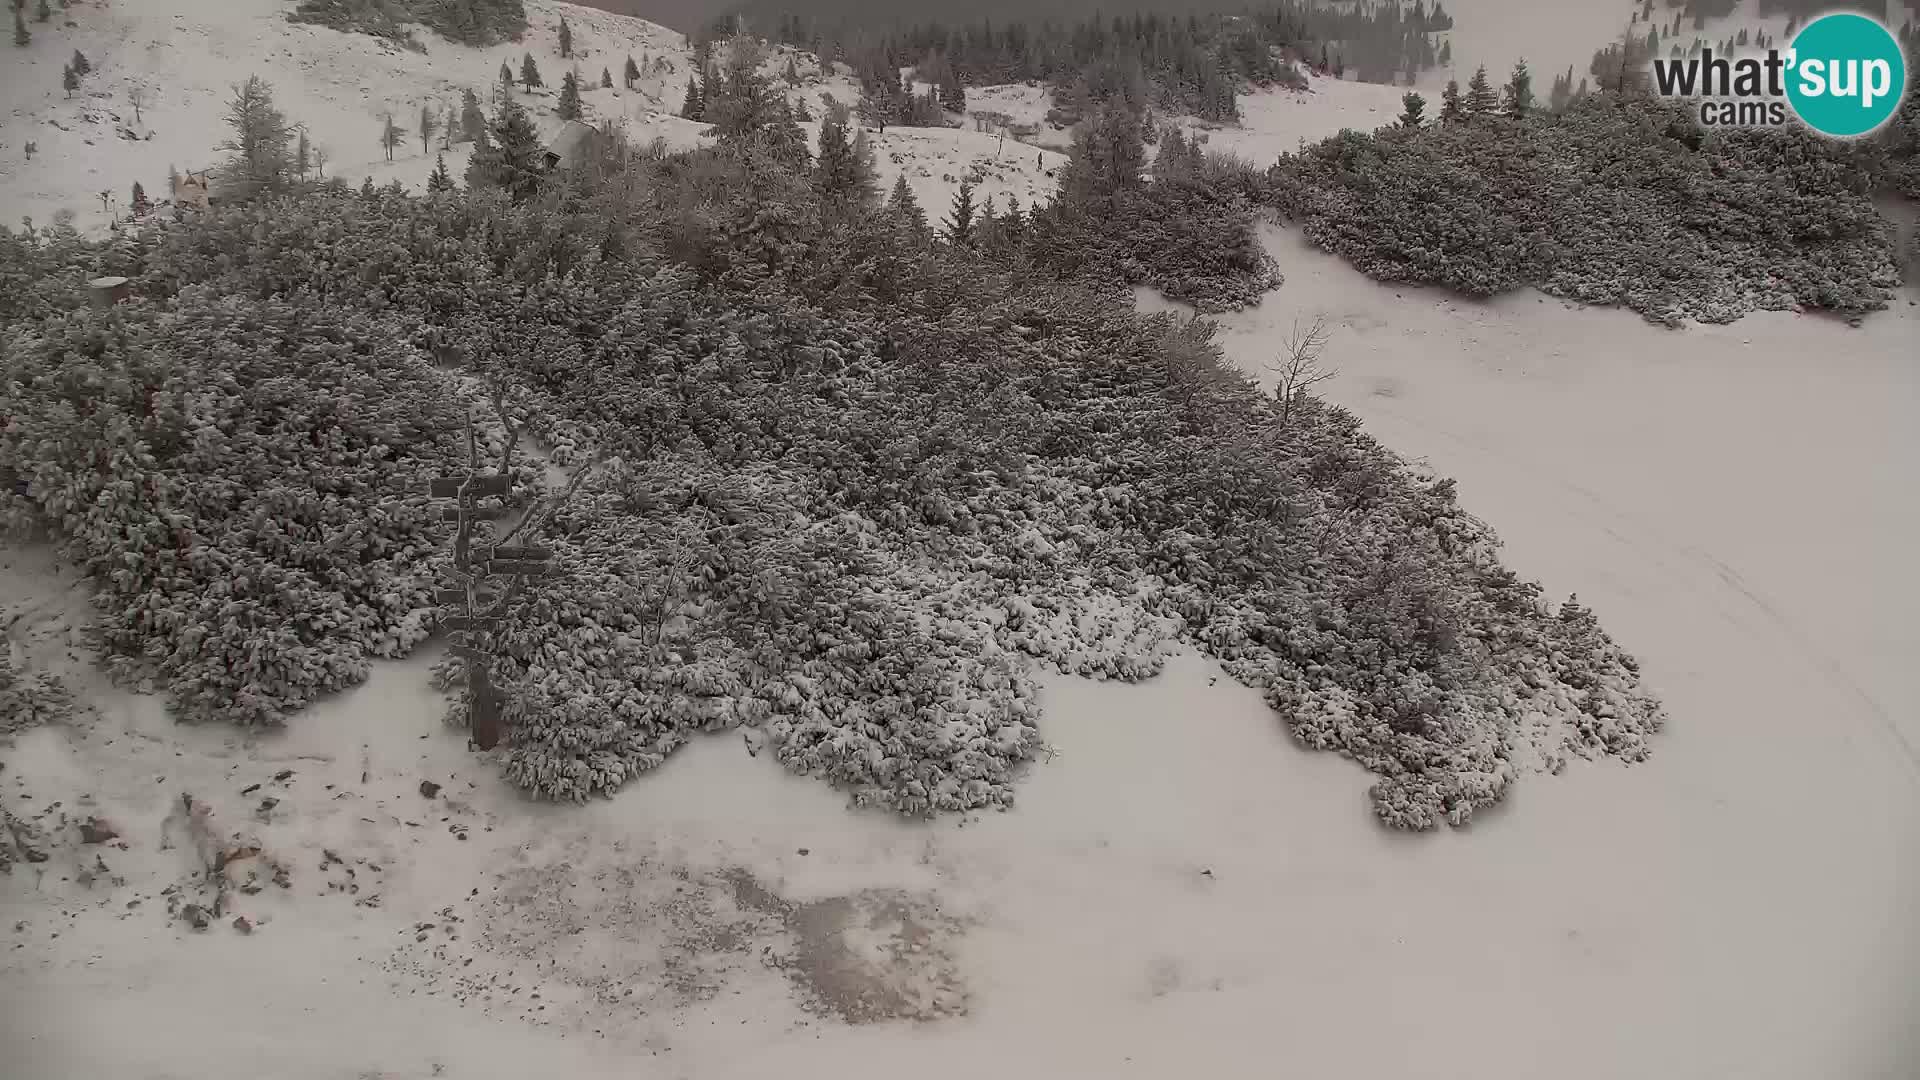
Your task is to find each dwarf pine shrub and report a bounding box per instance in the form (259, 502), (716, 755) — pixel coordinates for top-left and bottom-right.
(1268, 96), (1901, 324)
(0, 154), (1665, 827)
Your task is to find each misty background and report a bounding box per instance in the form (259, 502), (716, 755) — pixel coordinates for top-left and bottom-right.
(580, 0), (1265, 35)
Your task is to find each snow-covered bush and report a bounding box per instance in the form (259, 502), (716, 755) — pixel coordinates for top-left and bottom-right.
(0, 158), (1665, 827)
(1268, 96), (1902, 324)
(0, 288), (471, 725)
(0, 649), (73, 734)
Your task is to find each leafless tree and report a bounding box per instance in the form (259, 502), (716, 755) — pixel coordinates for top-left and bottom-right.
(128, 83), (146, 126)
(380, 112), (406, 162)
(1266, 316), (1336, 425)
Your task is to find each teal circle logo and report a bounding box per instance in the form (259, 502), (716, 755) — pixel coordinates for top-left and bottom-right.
(1786, 13), (1907, 137)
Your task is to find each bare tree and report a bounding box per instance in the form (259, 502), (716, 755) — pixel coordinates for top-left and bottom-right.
(1265, 316), (1336, 425)
(380, 112), (406, 162)
(128, 83), (146, 126)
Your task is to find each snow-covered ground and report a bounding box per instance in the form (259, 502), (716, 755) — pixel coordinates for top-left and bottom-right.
(0, 0), (697, 229)
(1420, 0), (1856, 95)
(0, 0), (1065, 232)
(1176, 78), (1407, 163)
(5, 3), (1919, 1077)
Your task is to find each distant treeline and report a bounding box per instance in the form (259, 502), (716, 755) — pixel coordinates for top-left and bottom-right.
(288, 0), (527, 48)
(701, 3), (1452, 127)
(1637, 0), (1915, 32)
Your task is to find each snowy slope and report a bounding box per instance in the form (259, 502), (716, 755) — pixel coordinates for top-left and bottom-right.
(0, 0), (693, 231)
(5, 5), (1918, 1079)
(1176, 78), (1408, 163)
(0, 0), (1070, 234)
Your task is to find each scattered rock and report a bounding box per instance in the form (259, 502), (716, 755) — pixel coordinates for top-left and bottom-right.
(418, 780), (442, 799)
(273, 769), (294, 782)
(180, 904), (210, 931)
(77, 817), (117, 844)
(240, 783), (261, 795)
(797, 848), (810, 856)
(232, 915), (253, 934)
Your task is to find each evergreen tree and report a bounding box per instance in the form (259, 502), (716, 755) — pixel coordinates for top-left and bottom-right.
(1000, 192), (1025, 247)
(69, 48), (86, 75)
(1548, 66), (1574, 112)
(499, 61), (515, 98)
(858, 84), (897, 133)
(812, 100), (874, 204)
(131, 181), (149, 214)
(1465, 65), (1498, 116)
(1439, 79), (1464, 122)
(557, 16), (571, 59)
(1503, 58), (1533, 118)
(460, 87), (484, 143)
(707, 34), (780, 143)
(793, 95), (812, 121)
(462, 121), (492, 185)
(15, 7), (31, 47)
(939, 74), (965, 114)
(35, 0), (49, 23)
(521, 53), (542, 89)
(427, 152), (454, 193)
(1152, 125), (1191, 180)
(600, 67), (612, 89)
(1439, 39), (1451, 67)
(943, 179), (976, 246)
(295, 127), (310, 179)
(886, 172), (925, 233)
(218, 75), (295, 193)
(360, 174), (376, 199)
(1060, 100), (1145, 207)
(467, 98), (544, 203)
(418, 103), (438, 154)
(680, 73), (703, 119)
(763, 97), (811, 171)
(380, 112), (405, 161)
(558, 70), (583, 120)
(975, 193), (1001, 250)
(782, 56), (800, 85)
(852, 125), (877, 189)
(1399, 91), (1426, 127)
(624, 55), (640, 89)
(62, 63), (77, 97)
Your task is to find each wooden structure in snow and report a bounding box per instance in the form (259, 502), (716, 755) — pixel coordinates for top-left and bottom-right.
(171, 170), (212, 210)
(541, 120), (599, 172)
(429, 416), (552, 751)
(87, 276), (132, 308)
